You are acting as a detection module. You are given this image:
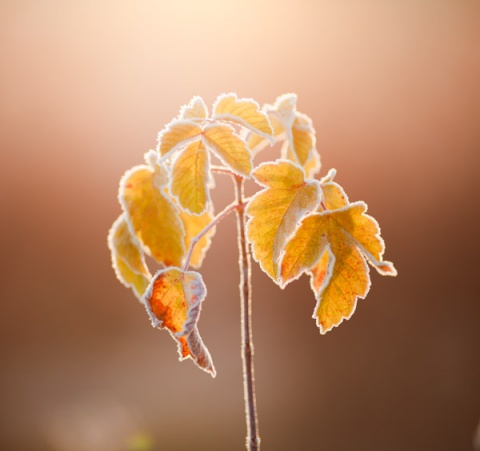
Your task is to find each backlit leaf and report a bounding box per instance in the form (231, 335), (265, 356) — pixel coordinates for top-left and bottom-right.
(202, 124), (252, 176)
(108, 214), (152, 301)
(178, 96), (208, 120)
(246, 160), (321, 282)
(120, 165), (185, 266)
(247, 94), (320, 176)
(321, 182), (349, 210)
(157, 120), (202, 157)
(279, 202), (397, 333)
(171, 140), (210, 214)
(246, 94), (295, 153)
(144, 268), (215, 376)
(213, 93), (273, 141)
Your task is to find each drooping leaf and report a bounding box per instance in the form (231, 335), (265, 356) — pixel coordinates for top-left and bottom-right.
(279, 201), (397, 333)
(120, 164), (185, 266)
(180, 208), (215, 268)
(171, 140), (211, 214)
(212, 93), (273, 141)
(144, 267), (215, 377)
(246, 160), (321, 282)
(178, 96), (208, 120)
(157, 120), (202, 157)
(108, 214), (152, 301)
(202, 123), (252, 176)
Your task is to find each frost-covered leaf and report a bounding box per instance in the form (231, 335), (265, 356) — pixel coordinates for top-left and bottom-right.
(120, 165), (185, 266)
(108, 214), (152, 301)
(246, 160), (321, 282)
(279, 201), (397, 333)
(319, 169), (349, 210)
(202, 124), (252, 176)
(144, 267), (215, 376)
(289, 113), (316, 166)
(157, 120), (202, 157)
(246, 94), (295, 153)
(213, 93), (273, 140)
(171, 140), (210, 215)
(178, 96), (208, 120)
(247, 94), (320, 176)
(180, 208), (215, 268)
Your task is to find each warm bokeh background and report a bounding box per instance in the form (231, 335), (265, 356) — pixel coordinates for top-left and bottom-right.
(1, 1), (479, 450)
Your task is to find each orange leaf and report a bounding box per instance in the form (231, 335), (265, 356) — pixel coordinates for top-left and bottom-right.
(279, 201), (397, 333)
(246, 160), (321, 282)
(171, 140), (211, 214)
(202, 123), (252, 176)
(120, 164), (185, 266)
(108, 214), (152, 300)
(144, 268), (215, 376)
(213, 93), (273, 141)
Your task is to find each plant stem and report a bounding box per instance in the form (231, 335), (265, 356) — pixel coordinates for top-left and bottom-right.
(182, 200), (238, 272)
(234, 175), (260, 451)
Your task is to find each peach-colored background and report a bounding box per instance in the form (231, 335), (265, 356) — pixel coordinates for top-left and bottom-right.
(1, 1), (479, 450)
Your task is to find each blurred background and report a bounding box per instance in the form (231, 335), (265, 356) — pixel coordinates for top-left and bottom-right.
(1, 1), (479, 450)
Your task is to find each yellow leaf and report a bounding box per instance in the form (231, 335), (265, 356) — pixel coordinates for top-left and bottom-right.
(144, 268), (215, 377)
(311, 242), (370, 334)
(171, 140), (210, 214)
(157, 120), (202, 157)
(282, 112), (319, 176)
(279, 202), (397, 333)
(180, 208), (215, 268)
(246, 94), (295, 154)
(246, 93), (320, 175)
(246, 160), (321, 282)
(120, 165), (185, 266)
(213, 93), (273, 141)
(108, 214), (152, 301)
(202, 124), (252, 176)
(178, 96), (208, 120)
(318, 169), (349, 210)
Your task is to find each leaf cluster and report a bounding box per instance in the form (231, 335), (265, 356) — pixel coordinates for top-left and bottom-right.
(108, 93), (397, 376)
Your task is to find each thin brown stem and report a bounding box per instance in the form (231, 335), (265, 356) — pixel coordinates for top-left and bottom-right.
(234, 175), (260, 451)
(182, 200), (238, 272)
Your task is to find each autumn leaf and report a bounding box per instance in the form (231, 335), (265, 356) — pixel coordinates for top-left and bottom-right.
(178, 96), (208, 120)
(247, 94), (320, 177)
(171, 139), (211, 215)
(157, 120), (202, 157)
(119, 164), (186, 267)
(108, 214), (152, 301)
(246, 160), (321, 282)
(320, 171), (349, 210)
(246, 94), (295, 153)
(144, 267), (215, 377)
(202, 123), (253, 176)
(212, 93), (273, 141)
(279, 201), (397, 333)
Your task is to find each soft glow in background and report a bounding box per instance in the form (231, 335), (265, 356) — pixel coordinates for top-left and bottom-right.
(1, 1), (479, 450)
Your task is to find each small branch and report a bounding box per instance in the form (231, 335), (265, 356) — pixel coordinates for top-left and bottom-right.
(234, 175), (260, 451)
(182, 201), (238, 272)
(210, 165), (237, 176)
